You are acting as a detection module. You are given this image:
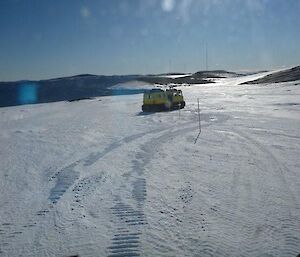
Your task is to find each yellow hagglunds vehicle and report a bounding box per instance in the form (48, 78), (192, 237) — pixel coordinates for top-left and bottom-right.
(142, 88), (185, 112)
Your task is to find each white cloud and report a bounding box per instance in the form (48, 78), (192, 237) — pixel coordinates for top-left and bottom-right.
(162, 0), (175, 12)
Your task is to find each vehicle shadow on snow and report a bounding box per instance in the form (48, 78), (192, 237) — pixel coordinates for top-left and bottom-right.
(136, 111), (154, 116)
(136, 109), (181, 116)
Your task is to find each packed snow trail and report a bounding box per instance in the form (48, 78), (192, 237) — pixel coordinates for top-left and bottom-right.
(0, 73), (300, 256)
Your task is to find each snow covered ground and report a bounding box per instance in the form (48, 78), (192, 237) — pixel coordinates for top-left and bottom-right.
(0, 73), (299, 257)
(158, 74), (191, 79)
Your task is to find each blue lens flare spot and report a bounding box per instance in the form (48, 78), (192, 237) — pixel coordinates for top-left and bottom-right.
(18, 83), (38, 104)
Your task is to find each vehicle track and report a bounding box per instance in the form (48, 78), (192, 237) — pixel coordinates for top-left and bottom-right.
(130, 123), (300, 257)
(0, 112), (229, 256)
(0, 126), (176, 257)
(48, 110), (224, 207)
(47, 126), (174, 206)
(106, 124), (201, 256)
(36, 124), (198, 257)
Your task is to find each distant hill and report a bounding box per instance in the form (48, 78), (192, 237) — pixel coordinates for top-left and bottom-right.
(137, 69), (249, 85)
(242, 66), (300, 84)
(0, 69), (250, 107)
(154, 72), (187, 76)
(137, 75), (212, 85)
(0, 74), (141, 107)
(192, 70), (243, 79)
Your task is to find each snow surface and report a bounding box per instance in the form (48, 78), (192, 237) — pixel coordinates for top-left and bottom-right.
(0, 73), (300, 257)
(158, 74), (191, 79)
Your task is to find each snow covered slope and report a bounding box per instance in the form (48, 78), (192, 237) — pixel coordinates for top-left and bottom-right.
(243, 66), (300, 84)
(0, 73), (299, 257)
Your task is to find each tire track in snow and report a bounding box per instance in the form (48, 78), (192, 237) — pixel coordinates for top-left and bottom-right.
(83, 128), (170, 167)
(0, 205), (57, 256)
(0, 128), (173, 257)
(52, 123), (202, 256)
(0, 167), (81, 253)
(48, 111), (219, 206)
(107, 156), (149, 255)
(107, 124), (201, 257)
(3, 115), (218, 256)
(39, 126), (183, 257)
(106, 124), (190, 255)
(132, 178), (147, 206)
(108, 201), (145, 257)
(48, 163), (80, 204)
(0, 112), (226, 256)
(47, 127), (171, 205)
(66, 128), (182, 257)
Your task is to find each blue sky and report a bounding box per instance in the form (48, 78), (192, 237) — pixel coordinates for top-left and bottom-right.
(0, 0), (299, 81)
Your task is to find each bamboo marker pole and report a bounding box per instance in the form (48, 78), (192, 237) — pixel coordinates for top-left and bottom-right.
(194, 98), (201, 144)
(198, 98), (201, 133)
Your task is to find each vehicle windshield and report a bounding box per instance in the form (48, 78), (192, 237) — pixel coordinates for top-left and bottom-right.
(0, 1), (300, 257)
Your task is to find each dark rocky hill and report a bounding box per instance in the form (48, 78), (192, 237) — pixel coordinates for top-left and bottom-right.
(0, 74), (141, 107)
(242, 66), (300, 84)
